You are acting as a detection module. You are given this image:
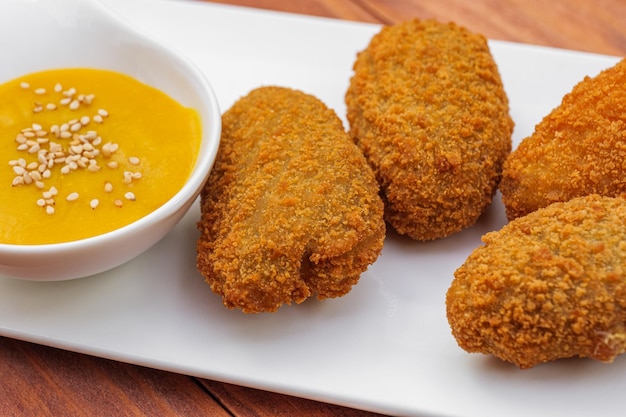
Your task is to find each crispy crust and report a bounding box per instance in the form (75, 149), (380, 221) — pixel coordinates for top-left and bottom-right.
(196, 86), (385, 313)
(446, 194), (626, 368)
(500, 58), (626, 220)
(345, 19), (513, 240)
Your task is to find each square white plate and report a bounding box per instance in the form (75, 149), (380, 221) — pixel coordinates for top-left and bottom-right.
(1, 1), (623, 416)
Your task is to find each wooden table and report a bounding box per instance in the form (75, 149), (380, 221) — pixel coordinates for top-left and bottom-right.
(2, 1), (625, 416)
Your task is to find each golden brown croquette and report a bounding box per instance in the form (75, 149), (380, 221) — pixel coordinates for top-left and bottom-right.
(446, 194), (626, 368)
(500, 58), (626, 220)
(345, 19), (513, 240)
(197, 86), (385, 313)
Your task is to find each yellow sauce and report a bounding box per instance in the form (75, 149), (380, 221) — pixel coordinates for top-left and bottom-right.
(0, 68), (201, 244)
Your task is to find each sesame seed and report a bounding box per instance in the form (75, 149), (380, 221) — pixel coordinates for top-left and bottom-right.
(32, 123), (42, 131)
(93, 115), (103, 123)
(36, 199), (46, 207)
(46, 103), (57, 110)
(98, 109), (109, 117)
(114, 199), (123, 208)
(46, 206), (55, 215)
(128, 156), (140, 165)
(66, 192), (79, 201)
(124, 192), (136, 201)
(15, 134), (27, 144)
(60, 97), (71, 106)
(90, 199), (99, 209)
(35, 181), (45, 189)
(107, 161), (118, 169)
(69, 100), (80, 110)
(87, 164), (100, 172)
(20, 82), (30, 89)
(11, 176), (24, 186)
(61, 165), (70, 175)
(34, 88), (46, 95)
(70, 122), (82, 132)
(102, 142), (119, 157)
(104, 182), (113, 192)
(12, 166), (25, 175)
(54, 83), (62, 93)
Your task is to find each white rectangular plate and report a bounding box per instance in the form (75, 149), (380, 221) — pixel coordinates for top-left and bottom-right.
(1, 1), (623, 416)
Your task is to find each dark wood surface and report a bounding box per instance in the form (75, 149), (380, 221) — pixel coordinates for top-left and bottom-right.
(2, 0), (625, 416)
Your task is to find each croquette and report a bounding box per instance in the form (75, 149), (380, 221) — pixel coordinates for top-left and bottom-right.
(345, 19), (513, 241)
(500, 57), (626, 220)
(446, 194), (626, 368)
(196, 86), (386, 313)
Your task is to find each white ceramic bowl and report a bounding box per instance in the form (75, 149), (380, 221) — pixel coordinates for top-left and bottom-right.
(0, 0), (221, 280)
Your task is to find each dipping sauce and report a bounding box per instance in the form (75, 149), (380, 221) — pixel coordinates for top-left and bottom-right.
(0, 68), (201, 244)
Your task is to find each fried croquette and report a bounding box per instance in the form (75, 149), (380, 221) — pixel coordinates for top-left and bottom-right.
(345, 19), (513, 241)
(500, 58), (626, 220)
(446, 194), (626, 369)
(196, 86), (385, 313)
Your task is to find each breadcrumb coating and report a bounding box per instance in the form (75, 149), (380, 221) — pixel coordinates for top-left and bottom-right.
(500, 58), (626, 220)
(196, 86), (385, 313)
(345, 19), (513, 241)
(446, 194), (626, 368)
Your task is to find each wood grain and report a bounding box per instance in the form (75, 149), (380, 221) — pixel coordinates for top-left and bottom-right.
(0, 337), (229, 417)
(200, 379), (387, 416)
(205, 0), (626, 56)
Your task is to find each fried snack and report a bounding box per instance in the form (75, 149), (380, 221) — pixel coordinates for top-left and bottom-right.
(196, 86), (385, 313)
(345, 19), (513, 241)
(500, 58), (626, 220)
(446, 194), (626, 368)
